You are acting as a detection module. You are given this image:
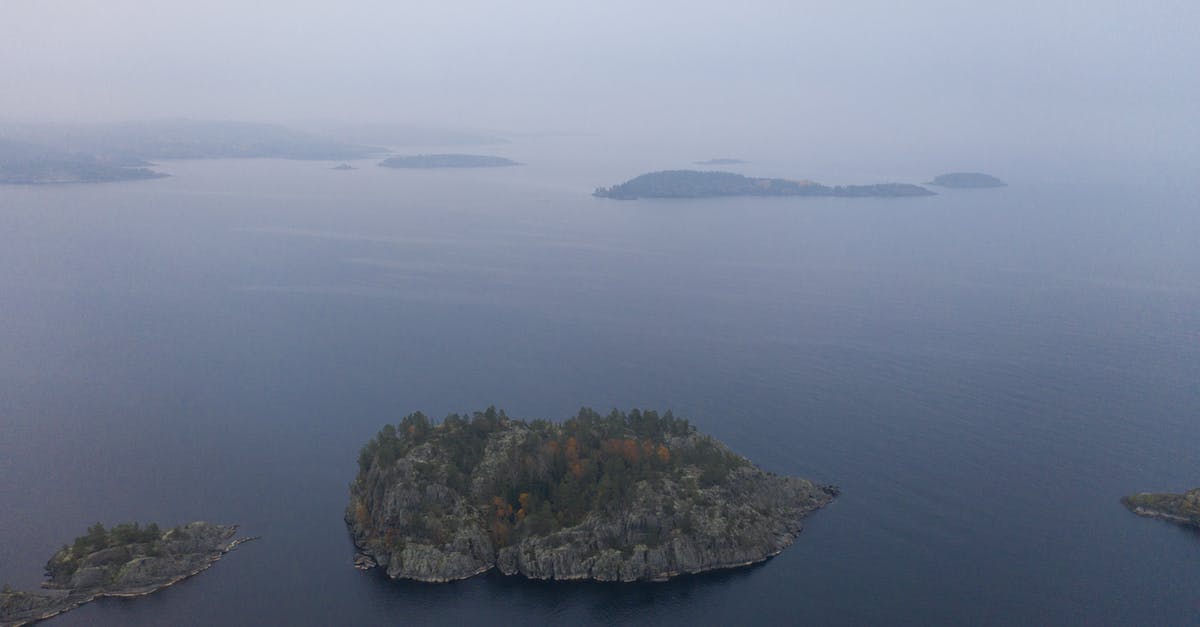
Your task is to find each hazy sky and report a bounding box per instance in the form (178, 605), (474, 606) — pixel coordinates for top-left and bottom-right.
(1, 1), (1197, 168)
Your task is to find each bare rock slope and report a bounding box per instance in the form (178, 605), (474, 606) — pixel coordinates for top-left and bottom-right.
(347, 408), (836, 582)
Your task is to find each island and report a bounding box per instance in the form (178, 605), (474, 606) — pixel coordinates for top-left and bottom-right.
(316, 123), (510, 147)
(0, 140), (167, 185)
(694, 158), (748, 165)
(0, 521), (255, 626)
(346, 407), (837, 583)
(0, 119), (381, 162)
(332, 163), (356, 170)
(928, 172), (1006, 188)
(1122, 489), (1200, 528)
(378, 154), (520, 168)
(593, 170), (934, 200)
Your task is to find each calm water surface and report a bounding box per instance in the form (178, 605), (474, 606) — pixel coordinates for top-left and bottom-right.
(1, 142), (1198, 625)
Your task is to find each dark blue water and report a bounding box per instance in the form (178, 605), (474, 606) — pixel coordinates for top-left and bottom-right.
(2, 141), (1198, 625)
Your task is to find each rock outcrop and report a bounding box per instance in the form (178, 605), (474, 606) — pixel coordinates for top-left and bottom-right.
(1, 522), (255, 626)
(1122, 489), (1200, 528)
(347, 408), (836, 583)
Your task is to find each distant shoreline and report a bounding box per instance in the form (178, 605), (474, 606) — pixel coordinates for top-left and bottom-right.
(594, 170), (934, 200)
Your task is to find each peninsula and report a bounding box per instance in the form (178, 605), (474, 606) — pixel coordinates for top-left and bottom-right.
(0, 521), (255, 626)
(593, 170), (933, 199)
(0, 140), (167, 185)
(378, 154), (520, 168)
(347, 407), (837, 583)
(1, 119), (380, 162)
(1122, 489), (1200, 528)
(928, 172), (1006, 188)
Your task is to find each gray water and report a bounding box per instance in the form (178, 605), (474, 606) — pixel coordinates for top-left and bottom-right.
(1, 141), (1198, 625)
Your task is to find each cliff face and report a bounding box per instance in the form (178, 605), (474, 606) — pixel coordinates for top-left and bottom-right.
(347, 409), (836, 583)
(493, 467), (831, 581)
(1122, 489), (1200, 527)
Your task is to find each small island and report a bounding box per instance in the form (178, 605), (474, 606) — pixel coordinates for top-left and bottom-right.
(347, 407), (837, 583)
(928, 172), (1006, 188)
(593, 170), (934, 200)
(1122, 489), (1200, 528)
(0, 521), (255, 626)
(331, 163), (356, 170)
(378, 154), (520, 169)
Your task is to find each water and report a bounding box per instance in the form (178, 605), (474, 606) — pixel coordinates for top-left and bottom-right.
(1, 141), (1198, 625)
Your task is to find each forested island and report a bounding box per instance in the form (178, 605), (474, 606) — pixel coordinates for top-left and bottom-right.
(0, 522), (255, 626)
(378, 154), (520, 168)
(593, 170), (934, 199)
(347, 407), (837, 583)
(1122, 489), (1200, 528)
(928, 172), (1006, 188)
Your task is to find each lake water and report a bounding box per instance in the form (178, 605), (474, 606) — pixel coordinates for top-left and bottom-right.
(1, 140), (1198, 625)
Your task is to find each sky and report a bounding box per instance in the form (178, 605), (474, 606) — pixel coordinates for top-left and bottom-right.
(1, 0), (1197, 171)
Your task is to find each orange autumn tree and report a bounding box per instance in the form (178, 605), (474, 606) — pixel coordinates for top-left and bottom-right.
(354, 406), (747, 548)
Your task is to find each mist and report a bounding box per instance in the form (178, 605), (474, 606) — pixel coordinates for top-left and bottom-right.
(6, 3), (1200, 624)
(2, 0), (1197, 178)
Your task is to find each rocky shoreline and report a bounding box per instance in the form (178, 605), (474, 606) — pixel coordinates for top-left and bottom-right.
(1, 522), (256, 627)
(347, 408), (837, 583)
(1122, 489), (1200, 528)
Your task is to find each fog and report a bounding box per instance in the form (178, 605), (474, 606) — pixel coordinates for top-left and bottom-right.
(2, 0), (1197, 176)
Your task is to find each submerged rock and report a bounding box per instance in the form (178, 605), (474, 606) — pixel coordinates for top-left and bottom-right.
(347, 407), (836, 583)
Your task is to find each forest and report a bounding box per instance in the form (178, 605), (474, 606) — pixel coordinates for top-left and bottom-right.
(354, 407), (748, 547)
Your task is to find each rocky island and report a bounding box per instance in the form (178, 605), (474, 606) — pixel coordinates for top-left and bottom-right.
(593, 170), (933, 200)
(1122, 489), (1200, 528)
(928, 172), (1006, 188)
(347, 407), (836, 583)
(378, 154), (520, 168)
(0, 521), (255, 626)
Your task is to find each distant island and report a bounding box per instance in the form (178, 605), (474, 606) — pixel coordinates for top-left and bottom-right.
(347, 407), (836, 583)
(694, 158), (748, 165)
(928, 172), (1006, 188)
(0, 140), (167, 185)
(593, 170), (934, 200)
(0, 119), (381, 162)
(315, 123), (510, 147)
(332, 163), (356, 170)
(0, 521), (255, 626)
(1122, 489), (1200, 528)
(378, 154), (520, 168)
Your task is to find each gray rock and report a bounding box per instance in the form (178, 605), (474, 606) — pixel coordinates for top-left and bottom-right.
(348, 412), (836, 583)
